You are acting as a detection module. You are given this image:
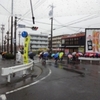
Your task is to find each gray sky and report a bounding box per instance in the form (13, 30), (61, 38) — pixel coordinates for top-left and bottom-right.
(0, 0), (100, 44)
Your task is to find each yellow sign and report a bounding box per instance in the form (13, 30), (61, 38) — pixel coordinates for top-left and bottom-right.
(23, 36), (30, 64)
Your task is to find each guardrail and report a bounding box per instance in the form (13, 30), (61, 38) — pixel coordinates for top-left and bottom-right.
(78, 57), (100, 64)
(1, 59), (34, 82)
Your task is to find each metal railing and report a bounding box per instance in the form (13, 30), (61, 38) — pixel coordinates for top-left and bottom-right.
(1, 59), (34, 82)
(78, 57), (100, 64)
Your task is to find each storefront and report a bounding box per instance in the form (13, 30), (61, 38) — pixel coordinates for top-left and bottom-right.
(61, 32), (85, 53)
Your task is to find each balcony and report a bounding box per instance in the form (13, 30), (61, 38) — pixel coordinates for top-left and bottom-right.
(31, 45), (48, 48)
(30, 41), (48, 45)
(31, 37), (48, 41)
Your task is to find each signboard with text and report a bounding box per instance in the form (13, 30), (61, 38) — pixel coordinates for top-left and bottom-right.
(85, 28), (100, 53)
(23, 36), (30, 64)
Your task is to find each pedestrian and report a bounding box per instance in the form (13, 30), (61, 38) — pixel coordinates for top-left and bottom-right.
(16, 51), (22, 63)
(53, 52), (59, 63)
(39, 51), (44, 61)
(41, 51), (49, 65)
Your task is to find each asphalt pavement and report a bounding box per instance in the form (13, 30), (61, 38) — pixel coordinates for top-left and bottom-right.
(0, 55), (100, 86)
(59, 58), (100, 77)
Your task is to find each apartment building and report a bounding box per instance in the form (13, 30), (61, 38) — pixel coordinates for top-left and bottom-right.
(29, 33), (48, 51)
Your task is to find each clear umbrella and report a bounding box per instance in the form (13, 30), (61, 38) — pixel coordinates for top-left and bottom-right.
(68, 54), (73, 58)
(72, 52), (76, 55)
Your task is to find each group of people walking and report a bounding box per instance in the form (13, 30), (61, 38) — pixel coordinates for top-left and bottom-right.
(39, 51), (64, 63)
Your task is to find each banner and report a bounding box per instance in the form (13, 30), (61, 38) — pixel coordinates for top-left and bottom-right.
(85, 28), (100, 53)
(23, 36), (30, 64)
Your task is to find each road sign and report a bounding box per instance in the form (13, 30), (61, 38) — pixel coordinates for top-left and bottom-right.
(18, 24), (26, 28)
(21, 31), (28, 38)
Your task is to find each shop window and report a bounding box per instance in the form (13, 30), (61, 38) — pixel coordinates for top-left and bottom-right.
(65, 41), (69, 44)
(74, 41), (78, 44)
(70, 41), (73, 44)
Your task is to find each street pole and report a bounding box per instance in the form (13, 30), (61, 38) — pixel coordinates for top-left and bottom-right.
(4, 39), (6, 51)
(6, 31), (9, 53)
(1, 24), (5, 52)
(50, 17), (53, 53)
(49, 4), (54, 53)
(14, 16), (17, 60)
(11, 0), (13, 54)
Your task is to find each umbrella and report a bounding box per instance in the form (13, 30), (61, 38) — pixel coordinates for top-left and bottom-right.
(29, 52), (36, 59)
(72, 52), (76, 55)
(89, 53), (93, 57)
(43, 52), (49, 56)
(39, 52), (43, 55)
(54, 53), (59, 58)
(51, 53), (55, 57)
(59, 52), (64, 59)
(68, 54), (73, 58)
(44, 52), (48, 54)
(78, 52), (83, 55)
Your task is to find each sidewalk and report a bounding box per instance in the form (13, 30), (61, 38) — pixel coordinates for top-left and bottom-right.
(58, 58), (100, 77)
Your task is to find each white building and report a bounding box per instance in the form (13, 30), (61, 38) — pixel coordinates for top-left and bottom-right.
(29, 33), (48, 51)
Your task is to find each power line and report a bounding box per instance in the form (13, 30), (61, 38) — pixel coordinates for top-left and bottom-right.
(0, 4), (11, 14)
(53, 14), (100, 30)
(18, 0), (47, 20)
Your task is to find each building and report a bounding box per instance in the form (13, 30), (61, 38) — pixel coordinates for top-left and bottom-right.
(61, 32), (85, 53)
(48, 34), (67, 51)
(29, 33), (48, 51)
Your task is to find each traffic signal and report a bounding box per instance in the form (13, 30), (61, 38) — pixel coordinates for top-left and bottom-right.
(31, 26), (38, 30)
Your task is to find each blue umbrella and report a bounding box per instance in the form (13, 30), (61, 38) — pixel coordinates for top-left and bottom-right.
(54, 53), (59, 58)
(43, 52), (49, 57)
(51, 53), (55, 57)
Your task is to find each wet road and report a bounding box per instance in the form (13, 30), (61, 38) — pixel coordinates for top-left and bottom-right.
(4, 62), (100, 100)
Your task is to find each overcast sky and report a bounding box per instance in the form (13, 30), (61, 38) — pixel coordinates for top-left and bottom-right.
(0, 0), (100, 44)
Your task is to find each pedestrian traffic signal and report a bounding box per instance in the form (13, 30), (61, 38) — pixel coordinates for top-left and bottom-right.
(31, 26), (38, 30)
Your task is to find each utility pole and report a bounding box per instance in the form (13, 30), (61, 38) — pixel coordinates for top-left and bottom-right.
(49, 4), (54, 53)
(1, 24), (5, 52)
(14, 16), (17, 60)
(11, 0), (13, 54)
